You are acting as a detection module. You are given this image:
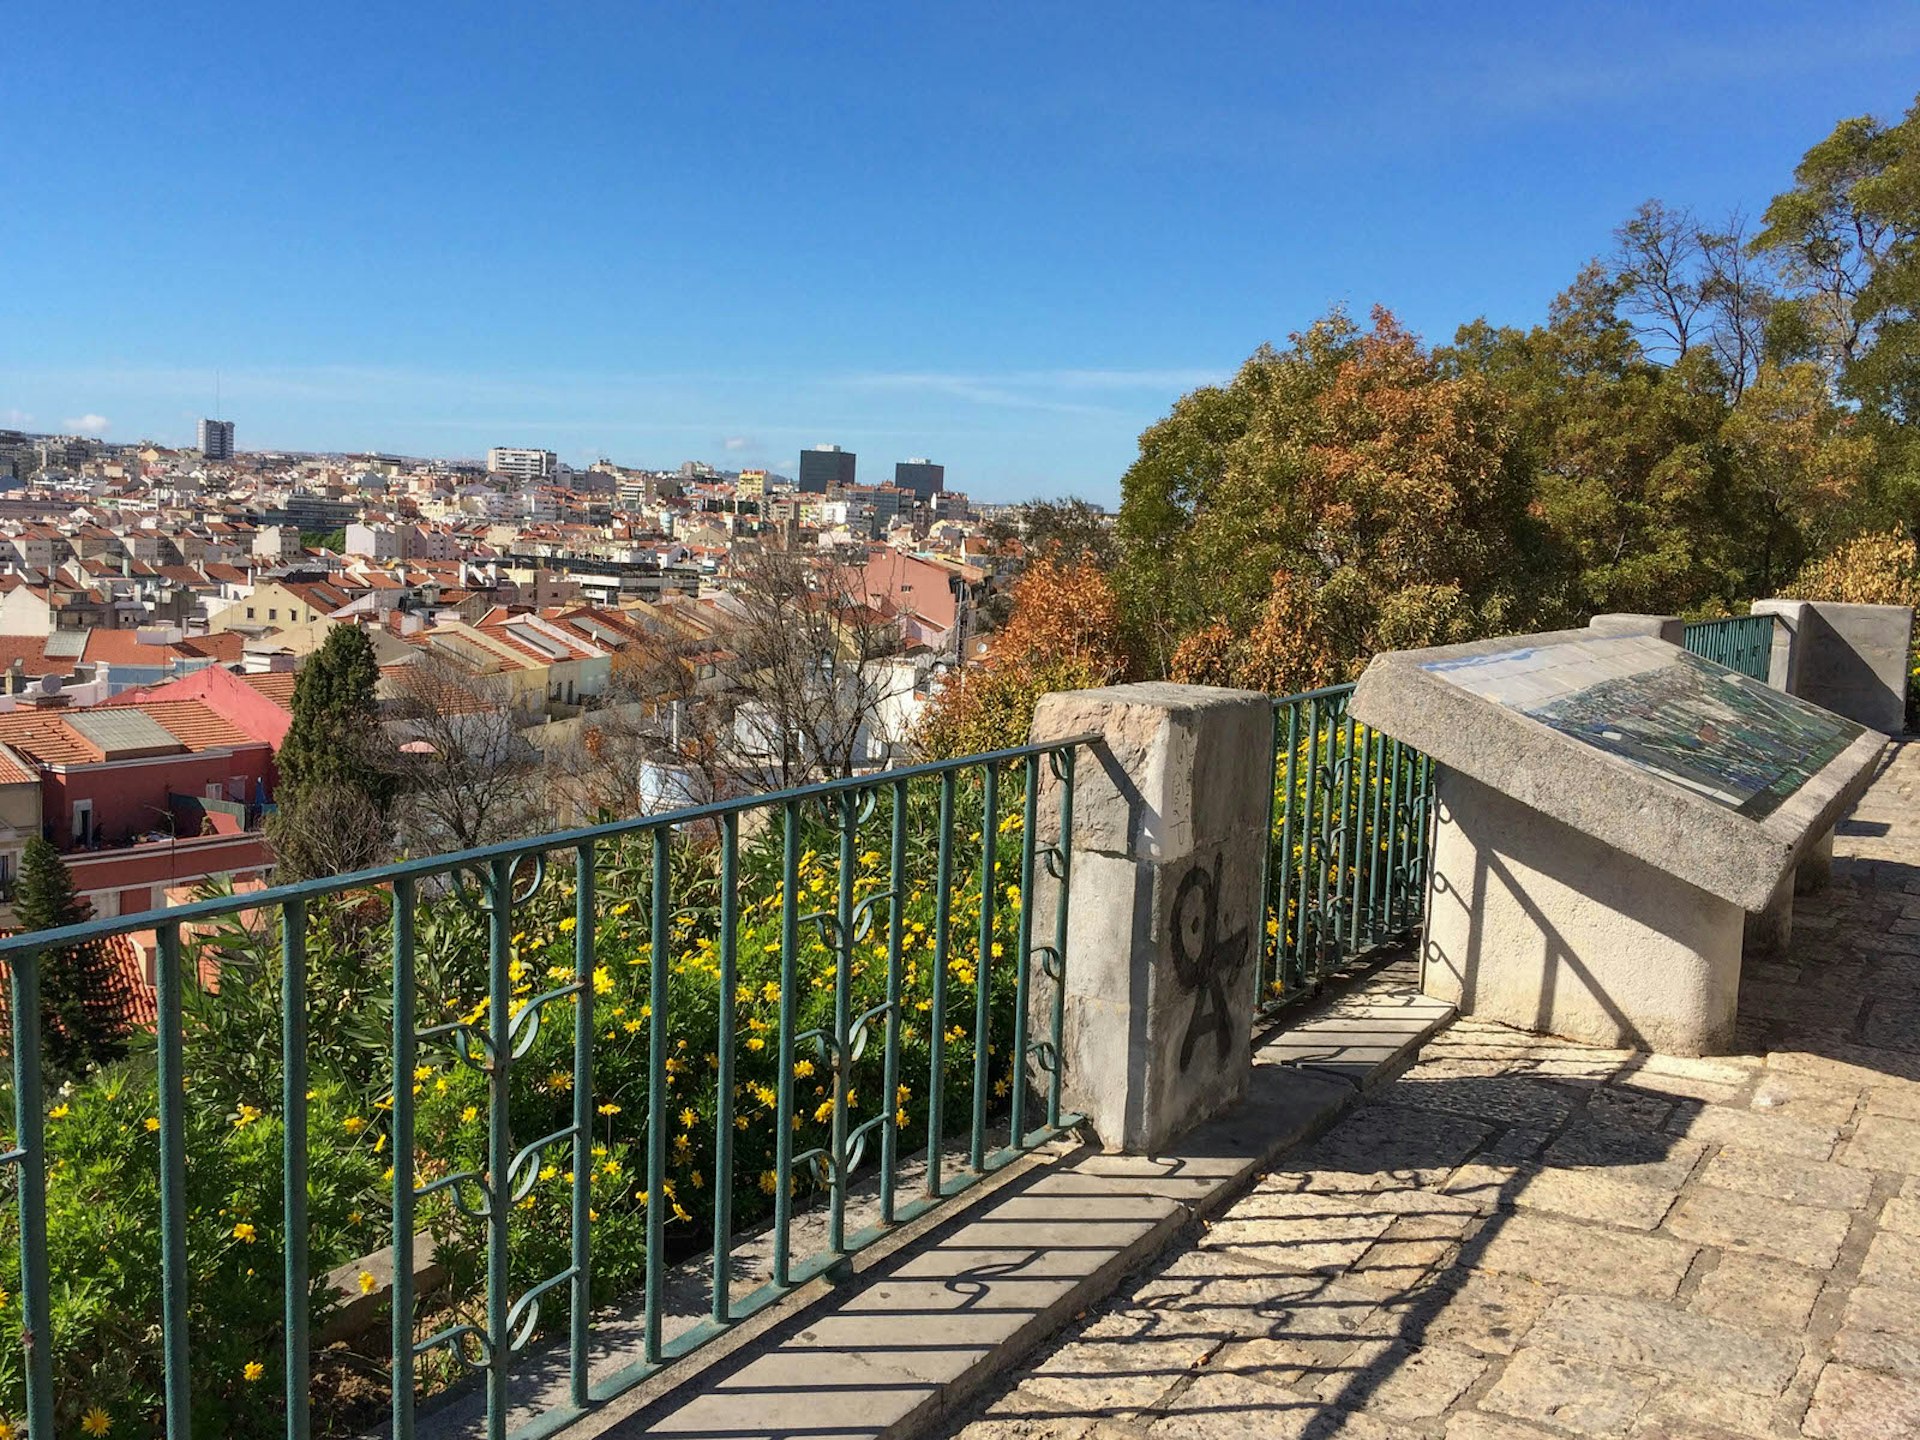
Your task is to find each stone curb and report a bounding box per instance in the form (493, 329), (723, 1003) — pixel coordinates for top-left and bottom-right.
(582, 977), (1455, 1440)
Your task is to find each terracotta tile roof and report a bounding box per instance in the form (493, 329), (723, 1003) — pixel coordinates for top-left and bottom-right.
(177, 632), (246, 662)
(0, 743), (36, 785)
(240, 672), (298, 705)
(0, 712), (102, 764)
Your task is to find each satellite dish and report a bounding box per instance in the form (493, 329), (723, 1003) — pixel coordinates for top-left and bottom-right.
(39, 674), (61, 696)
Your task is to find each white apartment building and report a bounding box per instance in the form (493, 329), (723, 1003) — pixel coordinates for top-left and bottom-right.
(487, 447), (558, 482)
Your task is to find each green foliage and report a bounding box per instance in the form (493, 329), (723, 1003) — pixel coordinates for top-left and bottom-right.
(279, 627), (386, 803)
(275, 627), (394, 879)
(15, 838), (127, 1077)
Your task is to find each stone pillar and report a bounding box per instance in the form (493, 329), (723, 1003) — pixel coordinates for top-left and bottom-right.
(1797, 827), (1835, 895)
(1744, 866), (1795, 960)
(1753, 599), (1914, 733)
(1588, 613), (1685, 646)
(1422, 768), (1746, 1056)
(1028, 682), (1271, 1154)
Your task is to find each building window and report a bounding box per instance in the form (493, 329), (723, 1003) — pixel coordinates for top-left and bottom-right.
(246, 606), (255, 619)
(72, 799), (93, 845)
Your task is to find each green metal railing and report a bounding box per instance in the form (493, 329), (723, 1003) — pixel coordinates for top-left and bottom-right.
(1259, 685), (1434, 1008)
(0, 733), (1095, 1440)
(1682, 614), (1776, 682)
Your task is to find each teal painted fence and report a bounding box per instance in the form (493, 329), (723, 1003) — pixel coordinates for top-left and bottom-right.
(1260, 685), (1435, 1009)
(0, 734), (1096, 1440)
(1683, 614), (1776, 682)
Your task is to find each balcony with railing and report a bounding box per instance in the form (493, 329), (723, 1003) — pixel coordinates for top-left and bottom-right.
(0, 598), (1911, 1440)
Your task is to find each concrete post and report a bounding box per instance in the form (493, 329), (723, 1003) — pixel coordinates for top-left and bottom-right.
(1028, 682), (1271, 1154)
(1752, 599), (1914, 734)
(1588, 614), (1685, 646)
(1797, 827), (1835, 895)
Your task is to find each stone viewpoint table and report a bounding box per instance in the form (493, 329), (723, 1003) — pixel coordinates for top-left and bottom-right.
(1351, 629), (1886, 1054)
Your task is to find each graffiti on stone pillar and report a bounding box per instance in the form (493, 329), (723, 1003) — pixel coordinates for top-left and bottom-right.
(1169, 849), (1248, 1070)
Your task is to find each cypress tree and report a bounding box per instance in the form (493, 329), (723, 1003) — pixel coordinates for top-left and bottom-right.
(16, 836), (126, 1074)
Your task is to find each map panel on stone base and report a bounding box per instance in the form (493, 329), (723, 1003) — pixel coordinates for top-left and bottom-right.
(1421, 637), (1861, 819)
(1351, 629), (1885, 912)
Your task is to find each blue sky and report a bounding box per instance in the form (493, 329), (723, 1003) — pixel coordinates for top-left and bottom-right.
(4, 4), (1917, 503)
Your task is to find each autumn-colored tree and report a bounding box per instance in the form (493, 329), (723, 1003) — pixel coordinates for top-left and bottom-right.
(1787, 529), (1920, 608)
(1123, 308), (1541, 692)
(917, 554), (1128, 758)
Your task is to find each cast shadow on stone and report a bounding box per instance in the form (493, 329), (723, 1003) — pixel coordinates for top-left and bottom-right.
(937, 1067), (1713, 1440)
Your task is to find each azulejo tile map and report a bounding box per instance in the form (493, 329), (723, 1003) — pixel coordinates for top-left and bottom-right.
(1421, 634), (1862, 818)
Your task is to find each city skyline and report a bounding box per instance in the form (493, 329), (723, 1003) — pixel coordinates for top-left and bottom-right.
(6, 3), (1919, 501)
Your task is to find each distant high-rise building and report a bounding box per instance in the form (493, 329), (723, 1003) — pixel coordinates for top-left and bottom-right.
(798, 444), (856, 493)
(488, 447), (559, 482)
(893, 457), (944, 498)
(198, 418), (235, 460)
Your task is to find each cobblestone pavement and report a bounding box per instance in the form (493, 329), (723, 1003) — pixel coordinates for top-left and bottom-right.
(950, 742), (1920, 1440)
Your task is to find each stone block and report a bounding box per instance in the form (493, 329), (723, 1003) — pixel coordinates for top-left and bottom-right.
(1030, 683), (1272, 1154)
(1587, 613), (1684, 645)
(1754, 598), (1915, 735)
(1422, 769), (1747, 1055)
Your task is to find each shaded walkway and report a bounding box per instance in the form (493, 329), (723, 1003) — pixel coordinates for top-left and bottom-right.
(952, 743), (1920, 1440)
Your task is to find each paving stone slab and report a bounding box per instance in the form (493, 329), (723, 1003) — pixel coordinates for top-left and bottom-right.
(1478, 1347), (1658, 1437)
(1143, 1368), (1415, 1439)
(1804, 1362), (1920, 1440)
(1698, 1145), (1877, 1211)
(1688, 1254), (1826, 1332)
(1859, 1229), (1920, 1288)
(1308, 1338), (1486, 1420)
(1525, 1292), (1801, 1395)
(1663, 1184), (1853, 1270)
(1670, 1105), (1839, 1159)
(1841, 1113), (1920, 1173)
(1471, 1214), (1696, 1299)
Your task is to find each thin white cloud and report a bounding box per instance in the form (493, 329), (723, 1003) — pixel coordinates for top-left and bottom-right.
(1, 408), (30, 426)
(838, 368), (1222, 417)
(63, 413), (110, 436)
(722, 436), (752, 452)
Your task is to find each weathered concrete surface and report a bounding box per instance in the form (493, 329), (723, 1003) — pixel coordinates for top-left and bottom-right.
(1424, 767), (1748, 1054)
(1028, 683), (1273, 1154)
(1350, 628), (1884, 912)
(948, 740), (1920, 1440)
(1756, 599), (1916, 736)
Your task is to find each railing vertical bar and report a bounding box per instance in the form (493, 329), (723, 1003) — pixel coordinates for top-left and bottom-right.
(1256, 707), (1280, 1009)
(1367, 726), (1387, 944)
(570, 842), (595, 1406)
(1046, 748), (1075, 1130)
(644, 828), (670, 1362)
(156, 920), (193, 1439)
(1314, 699), (1337, 986)
(970, 762), (998, 1170)
(1009, 755), (1039, 1147)
(9, 948), (53, 1440)
(281, 898), (311, 1440)
(484, 859), (513, 1440)
(1273, 700), (1299, 1004)
(829, 790), (856, 1255)
(880, 778), (908, 1220)
(1338, 707), (1359, 957)
(711, 815), (739, 1323)
(926, 772), (955, 1196)
(1293, 697), (1320, 992)
(1385, 738), (1404, 929)
(390, 878), (418, 1440)
(772, 802), (798, 1286)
